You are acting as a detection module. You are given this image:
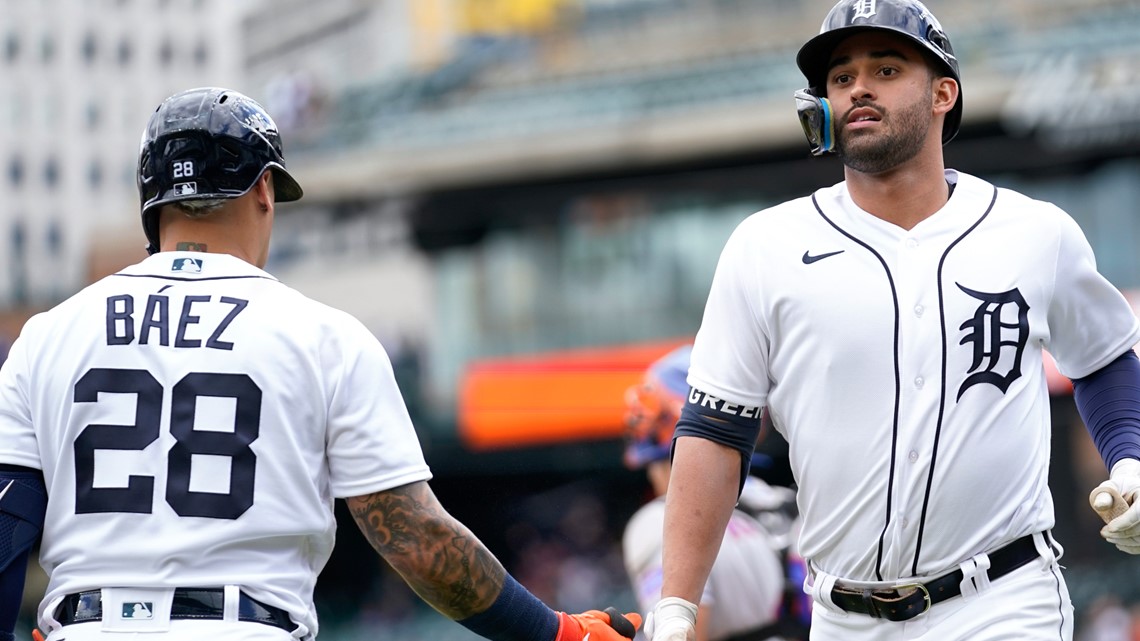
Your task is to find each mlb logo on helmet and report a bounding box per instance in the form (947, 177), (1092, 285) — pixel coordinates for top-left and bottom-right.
(174, 182), (197, 196)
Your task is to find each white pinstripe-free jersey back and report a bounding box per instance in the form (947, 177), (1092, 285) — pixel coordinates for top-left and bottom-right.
(0, 252), (431, 637)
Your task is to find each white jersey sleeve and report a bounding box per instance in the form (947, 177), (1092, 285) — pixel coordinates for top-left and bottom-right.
(1043, 204), (1140, 378)
(687, 215), (773, 407)
(324, 315), (431, 498)
(0, 323), (39, 469)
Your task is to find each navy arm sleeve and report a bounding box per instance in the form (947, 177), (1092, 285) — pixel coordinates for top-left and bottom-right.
(1071, 350), (1140, 471)
(672, 387), (764, 494)
(457, 574), (558, 641)
(0, 465), (46, 641)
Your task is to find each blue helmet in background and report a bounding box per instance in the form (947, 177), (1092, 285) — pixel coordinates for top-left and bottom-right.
(622, 345), (692, 469)
(794, 0), (962, 155)
(137, 87), (303, 252)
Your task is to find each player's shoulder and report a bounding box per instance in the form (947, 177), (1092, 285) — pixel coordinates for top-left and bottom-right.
(283, 287), (375, 336)
(956, 171), (1069, 222)
(744, 193), (821, 226)
(727, 193), (823, 244)
(15, 276), (118, 339)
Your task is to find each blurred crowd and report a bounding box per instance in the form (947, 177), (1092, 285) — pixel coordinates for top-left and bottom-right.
(1081, 596), (1140, 641)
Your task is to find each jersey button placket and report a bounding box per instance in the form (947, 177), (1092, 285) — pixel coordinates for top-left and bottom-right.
(891, 233), (934, 573)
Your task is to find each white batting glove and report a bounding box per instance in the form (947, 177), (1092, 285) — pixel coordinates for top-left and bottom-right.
(1099, 458), (1140, 554)
(644, 597), (697, 641)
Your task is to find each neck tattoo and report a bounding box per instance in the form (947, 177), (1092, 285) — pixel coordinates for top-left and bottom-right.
(176, 242), (208, 252)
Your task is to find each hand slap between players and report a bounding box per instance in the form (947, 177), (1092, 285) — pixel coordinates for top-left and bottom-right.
(1092, 458), (1140, 554)
(555, 607), (642, 641)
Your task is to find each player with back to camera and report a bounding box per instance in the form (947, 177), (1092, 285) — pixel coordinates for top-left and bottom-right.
(646, 1), (1140, 640)
(0, 87), (641, 641)
(620, 345), (809, 641)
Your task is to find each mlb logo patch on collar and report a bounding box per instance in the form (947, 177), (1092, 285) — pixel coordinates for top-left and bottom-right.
(121, 602), (154, 620)
(171, 257), (203, 273)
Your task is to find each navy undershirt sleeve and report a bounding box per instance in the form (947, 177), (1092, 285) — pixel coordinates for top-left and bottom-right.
(1072, 350), (1140, 471)
(672, 387), (764, 493)
(0, 466), (46, 640)
(457, 574), (558, 641)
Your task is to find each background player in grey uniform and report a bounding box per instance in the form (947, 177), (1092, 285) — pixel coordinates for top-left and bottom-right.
(646, 1), (1140, 640)
(620, 345), (806, 641)
(0, 87), (640, 641)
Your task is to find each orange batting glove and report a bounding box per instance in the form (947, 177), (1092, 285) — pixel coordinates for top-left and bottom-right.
(32, 630), (45, 641)
(555, 607), (642, 641)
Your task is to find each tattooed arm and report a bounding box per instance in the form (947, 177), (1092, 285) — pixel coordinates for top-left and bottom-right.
(346, 481), (641, 641)
(345, 480), (505, 619)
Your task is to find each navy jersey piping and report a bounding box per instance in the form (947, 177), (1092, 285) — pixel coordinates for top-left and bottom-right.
(1049, 561), (1066, 639)
(910, 185), (998, 575)
(811, 193), (902, 582)
(111, 273), (278, 283)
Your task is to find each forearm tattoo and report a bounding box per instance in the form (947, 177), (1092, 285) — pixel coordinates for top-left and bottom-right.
(346, 482), (506, 619)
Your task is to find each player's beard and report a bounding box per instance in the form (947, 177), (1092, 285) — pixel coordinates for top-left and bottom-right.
(836, 94), (931, 174)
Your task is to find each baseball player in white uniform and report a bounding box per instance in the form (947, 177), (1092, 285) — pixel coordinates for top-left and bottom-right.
(646, 2), (1140, 641)
(621, 346), (806, 641)
(0, 87), (641, 641)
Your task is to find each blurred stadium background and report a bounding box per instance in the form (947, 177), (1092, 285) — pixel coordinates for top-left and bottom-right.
(2, 0), (1140, 639)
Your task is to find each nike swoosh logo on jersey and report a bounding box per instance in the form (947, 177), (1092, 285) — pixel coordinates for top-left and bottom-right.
(0, 480), (13, 502)
(802, 250), (844, 264)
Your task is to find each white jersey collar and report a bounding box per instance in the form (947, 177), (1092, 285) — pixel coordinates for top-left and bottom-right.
(817, 170), (995, 243)
(119, 252), (278, 280)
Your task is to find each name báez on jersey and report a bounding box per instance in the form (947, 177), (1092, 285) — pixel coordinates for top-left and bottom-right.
(105, 294), (249, 350)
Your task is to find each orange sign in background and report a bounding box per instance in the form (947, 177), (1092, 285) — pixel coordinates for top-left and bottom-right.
(458, 338), (689, 450)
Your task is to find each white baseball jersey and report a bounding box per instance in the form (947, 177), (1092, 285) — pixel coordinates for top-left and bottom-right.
(687, 170), (1140, 583)
(624, 495), (785, 640)
(0, 252), (432, 637)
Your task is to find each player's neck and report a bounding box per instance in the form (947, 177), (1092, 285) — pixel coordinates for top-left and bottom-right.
(161, 236), (256, 264)
(159, 202), (270, 267)
(844, 154), (949, 231)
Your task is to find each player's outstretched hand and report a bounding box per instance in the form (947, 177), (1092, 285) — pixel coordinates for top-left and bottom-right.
(1092, 459), (1140, 554)
(555, 607), (641, 641)
(644, 597), (697, 641)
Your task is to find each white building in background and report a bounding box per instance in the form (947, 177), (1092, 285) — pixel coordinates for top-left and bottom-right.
(0, 0), (248, 310)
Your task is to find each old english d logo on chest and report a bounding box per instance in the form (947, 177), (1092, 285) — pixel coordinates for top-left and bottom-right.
(956, 283), (1029, 400)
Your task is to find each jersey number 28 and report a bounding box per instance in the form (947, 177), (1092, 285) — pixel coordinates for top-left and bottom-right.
(73, 368), (260, 520)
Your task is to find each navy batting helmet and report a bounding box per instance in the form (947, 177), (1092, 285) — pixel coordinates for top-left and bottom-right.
(137, 87), (303, 253)
(794, 0), (961, 155)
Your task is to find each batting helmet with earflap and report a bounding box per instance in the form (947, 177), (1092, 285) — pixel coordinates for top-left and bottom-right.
(622, 345), (692, 469)
(137, 87), (303, 253)
(793, 0), (961, 155)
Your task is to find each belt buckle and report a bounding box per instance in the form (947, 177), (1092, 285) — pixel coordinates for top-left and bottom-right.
(893, 582), (932, 617)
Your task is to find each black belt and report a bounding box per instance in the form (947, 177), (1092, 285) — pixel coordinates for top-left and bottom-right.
(830, 534), (1046, 622)
(54, 588), (295, 632)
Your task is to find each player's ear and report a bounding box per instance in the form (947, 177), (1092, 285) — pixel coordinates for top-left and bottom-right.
(932, 76), (958, 118)
(253, 170), (274, 213)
